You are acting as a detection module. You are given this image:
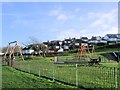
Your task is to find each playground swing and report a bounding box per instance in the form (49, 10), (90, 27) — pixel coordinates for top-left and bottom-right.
(3, 41), (24, 66)
(77, 45), (101, 65)
(54, 44), (101, 65)
(77, 45), (90, 61)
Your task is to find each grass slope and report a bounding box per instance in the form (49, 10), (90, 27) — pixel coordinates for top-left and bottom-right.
(13, 57), (118, 88)
(2, 66), (75, 89)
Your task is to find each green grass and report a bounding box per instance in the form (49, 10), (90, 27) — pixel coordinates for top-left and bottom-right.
(100, 62), (119, 68)
(2, 65), (76, 88)
(4, 45), (120, 89)
(12, 56), (119, 88)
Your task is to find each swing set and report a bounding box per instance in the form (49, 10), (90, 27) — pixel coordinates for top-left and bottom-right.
(3, 41), (24, 66)
(54, 44), (101, 65)
(77, 44), (101, 65)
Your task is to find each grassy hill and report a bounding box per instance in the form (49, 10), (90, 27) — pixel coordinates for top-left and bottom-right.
(2, 44), (120, 89)
(2, 65), (76, 89)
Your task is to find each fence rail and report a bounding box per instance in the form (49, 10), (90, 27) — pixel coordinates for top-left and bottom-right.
(11, 60), (120, 89)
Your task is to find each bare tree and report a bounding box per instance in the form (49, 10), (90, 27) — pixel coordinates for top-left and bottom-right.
(22, 36), (41, 46)
(23, 37), (48, 57)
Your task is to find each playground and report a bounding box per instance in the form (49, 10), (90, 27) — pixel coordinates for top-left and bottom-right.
(2, 41), (120, 89)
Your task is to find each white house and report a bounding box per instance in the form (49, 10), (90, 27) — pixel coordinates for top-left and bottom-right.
(63, 45), (69, 50)
(22, 47), (34, 54)
(116, 34), (120, 44)
(57, 48), (64, 52)
(104, 34), (120, 45)
(88, 36), (107, 45)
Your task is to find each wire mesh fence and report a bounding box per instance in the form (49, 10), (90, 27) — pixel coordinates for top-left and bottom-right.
(12, 59), (120, 89)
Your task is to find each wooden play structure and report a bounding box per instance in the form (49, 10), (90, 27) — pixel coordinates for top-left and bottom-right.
(77, 45), (101, 65)
(77, 45), (90, 61)
(3, 41), (24, 66)
(54, 44), (101, 65)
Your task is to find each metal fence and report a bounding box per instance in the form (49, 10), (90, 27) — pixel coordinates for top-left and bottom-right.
(12, 59), (120, 89)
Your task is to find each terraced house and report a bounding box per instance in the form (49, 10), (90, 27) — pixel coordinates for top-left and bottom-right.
(23, 34), (120, 54)
(104, 34), (120, 45)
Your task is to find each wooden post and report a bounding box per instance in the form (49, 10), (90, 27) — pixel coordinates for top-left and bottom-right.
(53, 63), (55, 82)
(39, 65), (40, 77)
(76, 64), (78, 87)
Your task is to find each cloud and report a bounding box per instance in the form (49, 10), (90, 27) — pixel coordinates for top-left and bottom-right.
(85, 8), (118, 36)
(48, 10), (60, 16)
(75, 8), (80, 13)
(48, 8), (73, 22)
(50, 28), (59, 32)
(89, 9), (117, 27)
(57, 14), (68, 22)
(55, 28), (86, 40)
(48, 7), (62, 16)
(54, 8), (118, 39)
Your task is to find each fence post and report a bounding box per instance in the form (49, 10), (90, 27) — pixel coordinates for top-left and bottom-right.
(76, 64), (78, 87)
(53, 63), (55, 82)
(28, 62), (30, 73)
(114, 67), (117, 88)
(39, 65), (40, 77)
(117, 68), (120, 89)
(20, 62), (22, 70)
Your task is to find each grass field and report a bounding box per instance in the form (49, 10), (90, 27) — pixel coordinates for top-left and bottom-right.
(13, 56), (119, 88)
(2, 65), (76, 88)
(3, 45), (120, 89)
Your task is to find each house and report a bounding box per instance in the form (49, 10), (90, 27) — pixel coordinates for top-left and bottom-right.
(43, 41), (49, 47)
(22, 46), (34, 55)
(63, 44), (69, 51)
(62, 38), (72, 51)
(88, 36), (107, 46)
(48, 49), (55, 53)
(103, 34), (120, 45)
(63, 38), (72, 44)
(22, 44), (45, 55)
(80, 37), (89, 46)
(70, 39), (82, 50)
(57, 47), (64, 52)
(48, 45), (55, 53)
(88, 36), (98, 45)
(81, 37), (88, 43)
(45, 40), (63, 53)
(116, 34), (120, 44)
(48, 40), (62, 52)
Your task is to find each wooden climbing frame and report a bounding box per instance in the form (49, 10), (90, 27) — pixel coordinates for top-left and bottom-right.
(77, 45), (97, 62)
(3, 41), (24, 66)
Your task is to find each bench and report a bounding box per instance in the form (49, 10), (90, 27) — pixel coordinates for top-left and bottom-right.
(88, 57), (101, 65)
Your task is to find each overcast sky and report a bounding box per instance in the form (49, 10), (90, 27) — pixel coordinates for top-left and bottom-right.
(2, 2), (118, 46)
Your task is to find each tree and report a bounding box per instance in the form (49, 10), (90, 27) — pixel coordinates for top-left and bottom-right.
(23, 37), (48, 57)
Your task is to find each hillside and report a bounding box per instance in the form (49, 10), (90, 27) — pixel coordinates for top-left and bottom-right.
(2, 66), (75, 89)
(95, 44), (120, 62)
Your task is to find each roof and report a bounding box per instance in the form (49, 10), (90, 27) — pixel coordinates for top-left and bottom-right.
(51, 40), (61, 42)
(43, 42), (49, 45)
(22, 47), (32, 50)
(64, 38), (72, 41)
(74, 39), (82, 43)
(117, 34), (120, 39)
(23, 44), (34, 50)
(81, 37), (88, 39)
(91, 36), (97, 40)
(106, 34), (118, 38)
